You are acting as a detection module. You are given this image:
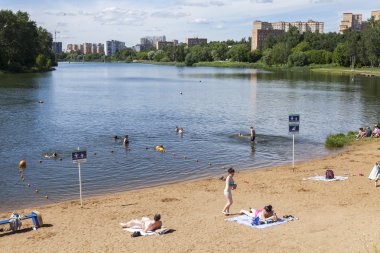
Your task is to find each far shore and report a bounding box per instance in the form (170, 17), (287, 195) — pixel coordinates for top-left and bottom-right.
(1, 139), (380, 252)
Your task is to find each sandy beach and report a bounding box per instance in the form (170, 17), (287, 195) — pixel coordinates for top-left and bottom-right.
(1, 139), (379, 253)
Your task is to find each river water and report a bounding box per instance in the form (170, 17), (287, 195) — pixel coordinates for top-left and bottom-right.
(0, 63), (379, 211)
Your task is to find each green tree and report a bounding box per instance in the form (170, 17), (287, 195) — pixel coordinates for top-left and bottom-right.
(227, 44), (250, 62)
(288, 52), (308, 66)
(332, 43), (349, 66)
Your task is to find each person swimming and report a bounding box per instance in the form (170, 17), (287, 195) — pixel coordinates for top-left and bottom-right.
(123, 135), (129, 145)
(44, 152), (57, 158)
(178, 128), (184, 134)
(175, 126), (179, 133)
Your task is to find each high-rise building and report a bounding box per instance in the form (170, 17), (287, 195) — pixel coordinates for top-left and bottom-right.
(105, 40), (126, 56)
(97, 43), (105, 54)
(371, 10), (380, 21)
(251, 20), (323, 50)
(83, 43), (93, 54)
(185, 38), (207, 48)
(52, 42), (62, 53)
(140, 36), (166, 49)
(339, 13), (363, 33)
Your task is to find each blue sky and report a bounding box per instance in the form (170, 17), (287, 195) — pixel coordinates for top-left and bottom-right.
(2, 0), (379, 48)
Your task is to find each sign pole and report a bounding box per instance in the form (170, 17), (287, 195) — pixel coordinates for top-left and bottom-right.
(289, 114), (300, 172)
(77, 147), (83, 208)
(292, 133), (295, 171)
(78, 161), (83, 208)
(72, 147), (87, 208)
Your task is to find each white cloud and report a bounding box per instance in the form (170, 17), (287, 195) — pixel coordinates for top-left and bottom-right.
(191, 18), (211, 24)
(311, 0), (333, 3)
(93, 7), (147, 25)
(44, 11), (76, 16)
(252, 0), (273, 3)
(151, 11), (190, 18)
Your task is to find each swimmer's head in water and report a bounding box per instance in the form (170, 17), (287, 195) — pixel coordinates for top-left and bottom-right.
(154, 213), (161, 221)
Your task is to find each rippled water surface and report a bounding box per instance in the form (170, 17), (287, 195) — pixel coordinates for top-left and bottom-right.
(0, 63), (379, 211)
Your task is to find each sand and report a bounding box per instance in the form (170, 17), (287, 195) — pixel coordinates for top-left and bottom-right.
(1, 140), (380, 253)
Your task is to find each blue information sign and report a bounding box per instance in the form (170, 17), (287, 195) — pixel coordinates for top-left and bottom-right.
(289, 125), (300, 133)
(289, 114), (300, 123)
(72, 150), (87, 163)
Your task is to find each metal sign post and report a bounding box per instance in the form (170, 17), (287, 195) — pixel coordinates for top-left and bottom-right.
(289, 115), (300, 171)
(72, 147), (87, 208)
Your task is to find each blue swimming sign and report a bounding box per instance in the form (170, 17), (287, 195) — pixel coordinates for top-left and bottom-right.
(72, 150), (87, 163)
(289, 114), (300, 123)
(289, 125), (300, 133)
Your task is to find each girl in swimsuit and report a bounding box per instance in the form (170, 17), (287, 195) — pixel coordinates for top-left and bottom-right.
(222, 168), (237, 215)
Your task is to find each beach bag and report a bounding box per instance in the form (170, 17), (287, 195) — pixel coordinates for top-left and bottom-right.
(325, 169), (335, 179)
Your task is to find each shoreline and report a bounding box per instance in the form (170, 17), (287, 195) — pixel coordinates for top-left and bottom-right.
(0, 143), (336, 214)
(1, 139), (380, 252)
(59, 60), (380, 78)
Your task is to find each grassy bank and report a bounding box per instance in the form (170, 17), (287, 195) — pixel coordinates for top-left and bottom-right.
(310, 64), (380, 76)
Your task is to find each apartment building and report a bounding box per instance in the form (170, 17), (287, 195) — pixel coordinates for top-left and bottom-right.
(155, 40), (178, 50)
(140, 36), (166, 48)
(254, 20), (323, 33)
(66, 43), (105, 54)
(185, 38), (207, 48)
(251, 20), (323, 50)
(339, 13), (363, 33)
(83, 43), (92, 54)
(105, 40), (126, 56)
(96, 43), (105, 54)
(371, 10), (380, 21)
(52, 42), (62, 53)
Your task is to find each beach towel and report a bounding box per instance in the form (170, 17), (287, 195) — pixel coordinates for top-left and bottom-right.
(225, 215), (288, 229)
(303, 176), (348, 182)
(124, 227), (157, 236)
(124, 226), (169, 236)
(368, 165), (380, 180)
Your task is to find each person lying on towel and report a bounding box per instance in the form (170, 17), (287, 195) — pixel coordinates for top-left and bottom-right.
(240, 205), (278, 222)
(120, 213), (162, 232)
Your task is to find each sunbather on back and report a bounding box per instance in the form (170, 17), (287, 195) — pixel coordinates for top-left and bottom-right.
(120, 214), (162, 232)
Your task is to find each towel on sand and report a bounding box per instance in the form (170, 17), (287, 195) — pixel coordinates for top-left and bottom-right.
(225, 215), (288, 229)
(124, 226), (170, 236)
(303, 176), (348, 181)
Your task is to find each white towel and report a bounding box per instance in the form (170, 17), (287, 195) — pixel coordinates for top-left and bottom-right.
(368, 165), (380, 180)
(303, 176), (348, 181)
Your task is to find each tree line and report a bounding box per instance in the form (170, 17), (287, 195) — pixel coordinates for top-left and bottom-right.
(59, 17), (380, 68)
(0, 10), (55, 72)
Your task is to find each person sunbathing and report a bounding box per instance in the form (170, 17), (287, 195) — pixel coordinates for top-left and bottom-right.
(120, 214), (162, 232)
(240, 205), (277, 222)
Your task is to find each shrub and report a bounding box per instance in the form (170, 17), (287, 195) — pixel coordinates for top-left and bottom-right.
(325, 132), (356, 148)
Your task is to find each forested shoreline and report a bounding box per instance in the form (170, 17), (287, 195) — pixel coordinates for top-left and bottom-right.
(59, 17), (380, 70)
(0, 10), (55, 73)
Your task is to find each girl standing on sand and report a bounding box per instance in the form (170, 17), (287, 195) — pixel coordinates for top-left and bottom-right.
(222, 168), (237, 215)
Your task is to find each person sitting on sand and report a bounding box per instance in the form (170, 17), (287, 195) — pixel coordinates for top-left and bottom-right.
(365, 127), (372, 137)
(120, 214), (162, 233)
(356, 128), (367, 140)
(372, 126), (380, 138)
(240, 205), (277, 222)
